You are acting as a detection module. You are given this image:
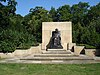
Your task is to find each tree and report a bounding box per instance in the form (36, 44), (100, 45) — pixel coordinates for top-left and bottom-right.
(0, 0), (6, 2)
(87, 2), (100, 21)
(57, 5), (72, 21)
(0, 0), (20, 52)
(71, 2), (90, 26)
(8, 0), (17, 14)
(1, 1), (100, 52)
(49, 7), (57, 21)
(0, 0), (17, 30)
(23, 6), (52, 43)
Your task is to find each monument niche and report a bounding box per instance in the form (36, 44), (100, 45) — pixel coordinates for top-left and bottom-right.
(47, 28), (63, 49)
(42, 22), (72, 50)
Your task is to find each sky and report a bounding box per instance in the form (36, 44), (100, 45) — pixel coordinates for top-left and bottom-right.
(15, 0), (100, 16)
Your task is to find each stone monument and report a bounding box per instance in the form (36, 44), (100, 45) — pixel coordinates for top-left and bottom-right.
(42, 22), (72, 51)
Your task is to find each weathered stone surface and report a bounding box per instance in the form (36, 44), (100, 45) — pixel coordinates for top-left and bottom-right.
(0, 45), (42, 58)
(42, 22), (72, 50)
(85, 49), (96, 57)
(74, 46), (84, 55)
(67, 43), (76, 50)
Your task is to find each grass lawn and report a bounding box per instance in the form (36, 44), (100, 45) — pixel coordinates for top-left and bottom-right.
(0, 63), (100, 75)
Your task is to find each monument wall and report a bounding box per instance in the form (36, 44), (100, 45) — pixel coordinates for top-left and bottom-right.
(42, 22), (72, 50)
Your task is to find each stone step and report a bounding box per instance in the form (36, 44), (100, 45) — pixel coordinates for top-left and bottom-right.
(19, 59), (98, 64)
(42, 50), (71, 54)
(21, 56), (94, 60)
(47, 49), (65, 51)
(20, 55), (95, 64)
(34, 54), (74, 57)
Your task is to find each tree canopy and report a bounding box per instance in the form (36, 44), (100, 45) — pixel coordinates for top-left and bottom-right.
(0, 1), (100, 52)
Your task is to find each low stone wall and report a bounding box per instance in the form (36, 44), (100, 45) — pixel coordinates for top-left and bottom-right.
(0, 45), (41, 58)
(67, 43), (76, 50)
(0, 53), (14, 58)
(13, 49), (30, 57)
(74, 46), (84, 55)
(85, 49), (100, 57)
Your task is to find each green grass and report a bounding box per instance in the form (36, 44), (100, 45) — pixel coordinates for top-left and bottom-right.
(0, 63), (100, 75)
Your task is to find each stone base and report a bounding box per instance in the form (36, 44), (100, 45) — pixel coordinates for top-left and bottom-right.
(42, 49), (72, 54)
(47, 49), (65, 51)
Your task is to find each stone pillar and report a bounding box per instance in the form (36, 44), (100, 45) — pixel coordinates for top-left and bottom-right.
(67, 43), (76, 50)
(63, 43), (67, 51)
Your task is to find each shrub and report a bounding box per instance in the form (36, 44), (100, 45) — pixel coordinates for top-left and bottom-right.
(77, 44), (96, 49)
(0, 29), (37, 53)
(0, 41), (16, 53)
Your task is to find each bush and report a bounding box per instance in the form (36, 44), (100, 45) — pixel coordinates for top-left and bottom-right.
(0, 41), (16, 53)
(0, 29), (37, 53)
(77, 44), (96, 49)
(0, 30), (17, 53)
(85, 44), (96, 49)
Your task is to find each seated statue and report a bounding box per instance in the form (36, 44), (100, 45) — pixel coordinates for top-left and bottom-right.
(49, 28), (63, 49)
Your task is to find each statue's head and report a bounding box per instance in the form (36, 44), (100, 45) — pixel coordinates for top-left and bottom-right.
(55, 28), (58, 32)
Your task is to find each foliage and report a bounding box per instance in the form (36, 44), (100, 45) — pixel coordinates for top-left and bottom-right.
(0, 29), (36, 52)
(85, 44), (96, 49)
(71, 2), (90, 25)
(0, 1), (100, 52)
(49, 7), (57, 21)
(77, 44), (96, 49)
(57, 5), (72, 21)
(23, 6), (52, 43)
(72, 2), (100, 48)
